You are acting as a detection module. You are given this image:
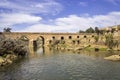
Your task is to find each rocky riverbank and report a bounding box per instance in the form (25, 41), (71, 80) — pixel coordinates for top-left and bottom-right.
(0, 54), (17, 66)
(104, 55), (120, 61)
(0, 35), (29, 66)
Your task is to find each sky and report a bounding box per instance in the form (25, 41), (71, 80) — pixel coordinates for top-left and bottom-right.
(0, 0), (120, 32)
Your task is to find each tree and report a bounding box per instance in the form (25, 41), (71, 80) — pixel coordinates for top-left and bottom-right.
(95, 27), (99, 35)
(85, 27), (95, 33)
(79, 30), (85, 33)
(111, 28), (116, 33)
(117, 26), (120, 30)
(99, 30), (105, 35)
(105, 34), (118, 49)
(3, 27), (11, 32)
(94, 35), (99, 43)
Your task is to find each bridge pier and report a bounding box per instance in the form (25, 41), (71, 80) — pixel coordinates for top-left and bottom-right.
(28, 39), (35, 55)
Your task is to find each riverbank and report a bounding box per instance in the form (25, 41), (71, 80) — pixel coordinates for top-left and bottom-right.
(49, 43), (120, 52)
(0, 35), (28, 66)
(0, 54), (17, 66)
(48, 43), (120, 61)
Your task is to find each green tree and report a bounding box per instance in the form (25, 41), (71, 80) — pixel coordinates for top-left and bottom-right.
(111, 28), (116, 33)
(79, 30), (85, 33)
(105, 34), (118, 49)
(117, 26), (120, 30)
(95, 27), (99, 35)
(94, 35), (99, 43)
(3, 27), (11, 32)
(85, 27), (95, 33)
(99, 30), (105, 35)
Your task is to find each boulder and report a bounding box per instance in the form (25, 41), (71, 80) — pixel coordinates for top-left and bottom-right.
(104, 55), (120, 61)
(6, 59), (12, 64)
(6, 54), (17, 60)
(0, 57), (4, 64)
(0, 57), (6, 66)
(74, 47), (83, 51)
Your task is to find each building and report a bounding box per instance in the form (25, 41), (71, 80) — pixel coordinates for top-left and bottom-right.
(100, 25), (120, 31)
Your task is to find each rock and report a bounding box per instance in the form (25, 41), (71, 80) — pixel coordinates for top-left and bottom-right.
(1, 59), (7, 66)
(0, 57), (7, 66)
(6, 54), (17, 60)
(74, 47), (83, 51)
(6, 54), (11, 59)
(67, 48), (74, 51)
(6, 59), (12, 64)
(104, 55), (120, 61)
(0, 57), (4, 64)
(94, 48), (99, 52)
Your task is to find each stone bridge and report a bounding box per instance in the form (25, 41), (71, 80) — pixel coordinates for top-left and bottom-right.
(2, 32), (95, 47)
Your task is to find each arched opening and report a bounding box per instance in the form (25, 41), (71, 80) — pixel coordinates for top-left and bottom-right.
(84, 35), (87, 38)
(77, 36), (79, 38)
(72, 40), (75, 44)
(37, 36), (45, 46)
(69, 36), (72, 39)
(49, 40), (52, 44)
(61, 36), (64, 40)
(77, 40), (80, 44)
(33, 40), (37, 51)
(19, 35), (29, 41)
(52, 36), (55, 40)
(19, 35), (29, 46)
(92, 35), (94, 37)
(34, 36), (45, 52)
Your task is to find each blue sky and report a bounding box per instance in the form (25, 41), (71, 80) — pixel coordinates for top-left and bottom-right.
(0, 0), (120, 32)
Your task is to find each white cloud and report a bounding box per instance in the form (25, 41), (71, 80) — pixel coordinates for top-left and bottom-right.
(19, 11), (120, 32)
(0, 13), (42, 27)
(79, 2), (88, 6)
(0, 0), (63, 14)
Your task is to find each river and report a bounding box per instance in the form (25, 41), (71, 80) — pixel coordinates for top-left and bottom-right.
(0, 48), (120, 80)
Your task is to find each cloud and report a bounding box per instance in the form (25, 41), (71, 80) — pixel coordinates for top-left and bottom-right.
(18, 11), (120, 32)
(0, 13), (42, 27)
(0, 0), (63, 15)
(79, 2), (88, 6)
(106, 0), (120, 5)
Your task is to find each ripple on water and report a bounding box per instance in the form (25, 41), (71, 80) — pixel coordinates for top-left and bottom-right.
(1, 52), (120, 80)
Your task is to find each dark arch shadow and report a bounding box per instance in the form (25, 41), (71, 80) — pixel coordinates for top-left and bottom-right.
(37, 36), (45, 46)
(33, 36), (45, 52)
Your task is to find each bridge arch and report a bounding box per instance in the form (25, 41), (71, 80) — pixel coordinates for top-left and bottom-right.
(36, 36), (45, 46)
(18, 35), (29, 46)
(19, 35), (29, 41)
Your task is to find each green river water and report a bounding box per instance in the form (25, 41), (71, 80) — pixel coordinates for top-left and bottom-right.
(0, 48), (120, 80)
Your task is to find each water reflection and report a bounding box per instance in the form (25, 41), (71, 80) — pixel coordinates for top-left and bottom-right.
(36, 47), (44, 56)
(0, 47), (120, 80)
(30, 45), (120, 59)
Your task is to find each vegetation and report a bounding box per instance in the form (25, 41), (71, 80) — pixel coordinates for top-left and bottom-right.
(99, 30), (105, 35)
(118, 26), (120, 30)
(94, 35), (99, 43)
(0, 35), (29, 66)
(85, 27), (95, 33)
(95, 27), (99, 35)
(105, 34), (119, 49)
(79, 30), (85, 33)
(111, 28), (116, 33)
(3, 27), (12, 32)
(0, 37), (28, 56)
